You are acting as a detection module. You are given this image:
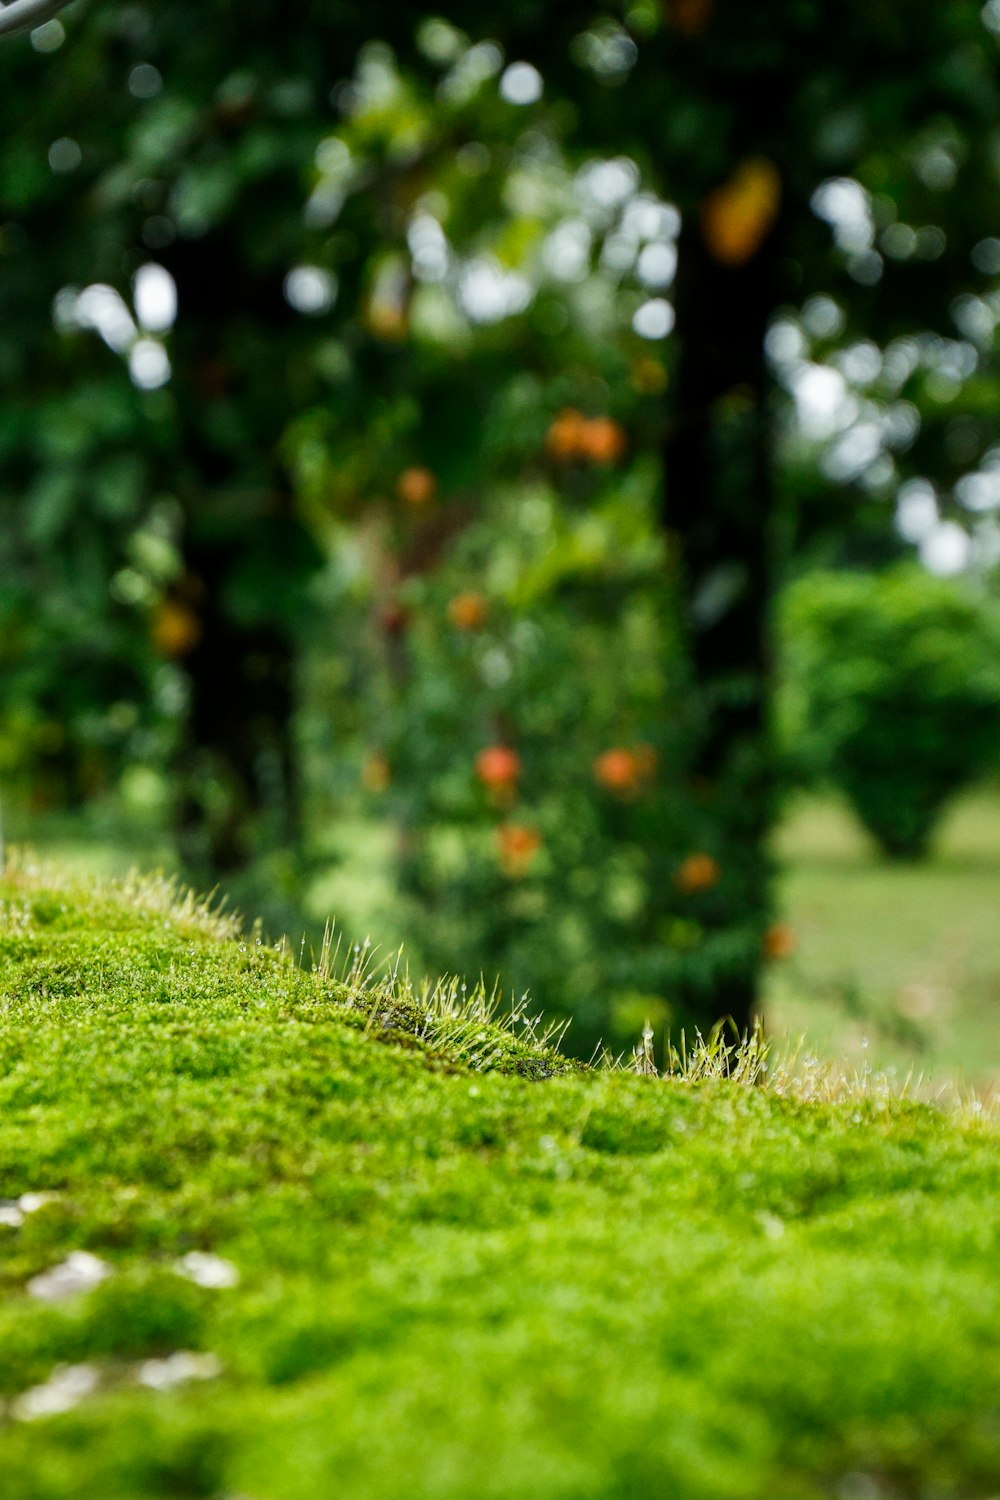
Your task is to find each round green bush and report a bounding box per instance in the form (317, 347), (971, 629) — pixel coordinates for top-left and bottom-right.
(781, 565), (1000, 859)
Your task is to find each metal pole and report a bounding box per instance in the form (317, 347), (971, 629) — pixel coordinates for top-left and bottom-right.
(0, 0), (75, 38)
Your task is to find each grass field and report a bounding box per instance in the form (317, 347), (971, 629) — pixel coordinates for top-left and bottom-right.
(1, 864), (1000, 1499)
(767, 789), (1000, 1094)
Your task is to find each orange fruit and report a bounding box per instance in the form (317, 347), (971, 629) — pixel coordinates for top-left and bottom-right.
(702, 158), (781, 267)
(594, 745), (657, 795)
(594, 748), (640, 793)
(675, 852), (720, 893)
(448, 592), (488, 630)
(578, 416), (627, 465)
(396, 467), (437, 506)
(475, 746), (521, 789)
(497, 823), (541, 877)
(545, 407), (587, 460)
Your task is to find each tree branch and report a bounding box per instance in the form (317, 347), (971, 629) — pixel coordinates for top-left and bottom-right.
(0, 0), (75, 39)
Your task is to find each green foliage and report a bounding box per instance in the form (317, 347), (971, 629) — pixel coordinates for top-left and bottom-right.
(782, 567), (1000, 857)
(1, 868), (1000, 1498)
(306, 458), (781, 1053)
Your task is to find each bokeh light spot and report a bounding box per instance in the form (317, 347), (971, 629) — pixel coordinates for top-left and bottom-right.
(500, 61), (543, 105)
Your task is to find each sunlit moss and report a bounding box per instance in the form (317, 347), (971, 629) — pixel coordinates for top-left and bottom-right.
(0, 866), (998, 1498)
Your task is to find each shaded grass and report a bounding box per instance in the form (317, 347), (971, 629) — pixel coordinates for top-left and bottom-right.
(1, 862), (1000, 1497)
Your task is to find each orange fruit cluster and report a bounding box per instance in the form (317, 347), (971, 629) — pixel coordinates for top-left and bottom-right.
(448, 591), (488, 630)
(593, 744), (658, 796)
(675, 852), (720, 894)
(353, 743), (750, 910)
(396, 467), (437, 506)
(497, 822), (542, 877)
(546, 409), (627, 465)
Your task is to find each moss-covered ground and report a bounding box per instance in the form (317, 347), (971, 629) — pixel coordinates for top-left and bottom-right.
(1, 863), (1000, 1500)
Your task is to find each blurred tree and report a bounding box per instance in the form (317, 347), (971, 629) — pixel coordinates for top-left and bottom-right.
(4, 0), (1000, 1043)
(0, 0), (390, 874)
(542, 0), (1000, 1029)
(783, 566), (1000, 859)
(290, 0), (1000, 1035)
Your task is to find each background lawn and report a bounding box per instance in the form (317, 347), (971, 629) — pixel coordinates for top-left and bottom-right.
(767, 788), (1000, 1094)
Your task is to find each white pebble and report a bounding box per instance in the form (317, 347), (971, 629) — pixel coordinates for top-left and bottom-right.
(137, 1351), (222, 1390)
(19, 1192), (60, 1214)
(28, 1251), (112, 1303)
(174, 1251), (240, 1289)
(12, 1364), (98, 1421)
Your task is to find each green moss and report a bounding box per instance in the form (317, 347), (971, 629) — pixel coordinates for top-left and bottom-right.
(1, 864), (999, 1498)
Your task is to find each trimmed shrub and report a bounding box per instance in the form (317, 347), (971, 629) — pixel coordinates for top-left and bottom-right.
(781, 566), (1000, 858)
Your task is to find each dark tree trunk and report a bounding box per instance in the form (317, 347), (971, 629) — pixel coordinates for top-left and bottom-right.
(158, 230), (314, 879)
(663, 212), (786, 1037)
(175, 537), (297, 875)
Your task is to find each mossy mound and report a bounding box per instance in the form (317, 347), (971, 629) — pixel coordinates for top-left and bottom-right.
(1, 863), (999, 1500)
